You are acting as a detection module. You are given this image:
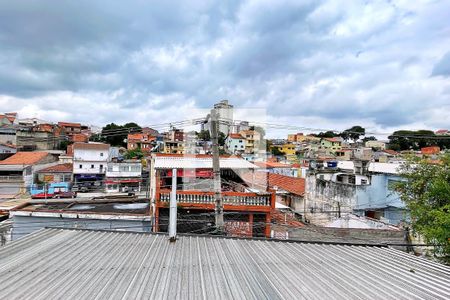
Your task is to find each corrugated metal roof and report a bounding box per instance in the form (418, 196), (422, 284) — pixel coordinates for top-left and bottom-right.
(0, 228), (449, 300)
(153, 156), (259, 169)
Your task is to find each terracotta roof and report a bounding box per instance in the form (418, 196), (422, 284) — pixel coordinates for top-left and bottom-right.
(37, 163), (73, 173)
(58, 122), (81, 127)
(228, 133), (244, 139)
(0, 152), (49, 165)
(73, 142), (109, 150)
(241, 172), (305, 196)
(268, 173), (305, 196)
(127, 133), (156, 141)
(383, 149), (398, 156)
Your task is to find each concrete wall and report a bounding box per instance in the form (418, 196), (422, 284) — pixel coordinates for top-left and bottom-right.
(275, 225), (408, 249)
(355, 174), (404, 209)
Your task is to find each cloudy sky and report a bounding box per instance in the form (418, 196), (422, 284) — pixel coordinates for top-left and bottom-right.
(0, 0), (449, 137)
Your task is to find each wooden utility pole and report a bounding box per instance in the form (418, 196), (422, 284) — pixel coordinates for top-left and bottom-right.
(210, 108), (224, 233)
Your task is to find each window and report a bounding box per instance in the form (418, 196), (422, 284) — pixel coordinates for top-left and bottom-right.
(348, 176), (356, 184)
(91, 164), (94, 169)
(100, 164), (103, 169)
(100, 153), (104, 157)
(79, 164), (82, 169)
(361, 179), (367, 185)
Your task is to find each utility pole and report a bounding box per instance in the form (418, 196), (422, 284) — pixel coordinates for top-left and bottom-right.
(210, 108), (224, 233)
(169, 168), (177, 241)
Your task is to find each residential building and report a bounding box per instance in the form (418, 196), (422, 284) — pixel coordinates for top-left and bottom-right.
(365, 140), (386, 150)
(16, 124), (65, 151)
(36, 163), (73, 183)
(353, 147), (373, 161)
(127, 133), (156, 153)
(58, 122), (82, 142)
(17, 118), (50, 126)
(204, 100), (234, 135)
(105, 160), (142, 193)
(230, 120), (250, 134)
(0, 143), (16, 155)
(72, 142), (110, 190)
(319, 137), (342, 153)
(241, 171), (305, 212)
(0, 125), (17, 146)
(163, 141), (184, 154)
(305, 161), (406, 225)
(335, 149), (352, 161)
(239, 130), (261, 154)
(225, 133), (246, 154)
(0, 113), (17, 125)
(270, 143), (296, 156)
(9, 198), (151, 240)
(0, 152), (58, 195)
(149, 153), (274, 237)
(287, 132), (307, 143)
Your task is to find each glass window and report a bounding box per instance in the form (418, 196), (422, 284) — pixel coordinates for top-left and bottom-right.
(91, 164), (94, 169)
(100, 153), (104, 157)
(79, 164), (82, 169)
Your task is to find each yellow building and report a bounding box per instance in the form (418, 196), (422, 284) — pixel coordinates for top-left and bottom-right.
(271, 143), (296, 156)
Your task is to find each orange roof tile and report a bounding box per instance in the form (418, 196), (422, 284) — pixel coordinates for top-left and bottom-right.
(228, 133), (244, 139)
(73, 142), (109, 150)
(0, 152), (49, 165)
(58, 122), (81, 127)
(241, 172), (305, 196)
(383, 149), (398, 156)
(37, 163), (72, 173)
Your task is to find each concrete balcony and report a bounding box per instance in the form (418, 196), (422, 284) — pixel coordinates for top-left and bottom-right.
(157, 190), (273, 211)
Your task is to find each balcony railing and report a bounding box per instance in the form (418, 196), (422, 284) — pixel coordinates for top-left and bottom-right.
(159, 190), (272, 206)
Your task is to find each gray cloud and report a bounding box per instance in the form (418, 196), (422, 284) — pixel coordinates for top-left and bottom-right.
(0, 0), (449, 131)
(432, 52), (450, 77)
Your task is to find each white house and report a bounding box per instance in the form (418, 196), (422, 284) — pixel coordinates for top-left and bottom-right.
(225, 133), (246, 154)
(105, 160), (142, 193)
(72, 142), (110, 189)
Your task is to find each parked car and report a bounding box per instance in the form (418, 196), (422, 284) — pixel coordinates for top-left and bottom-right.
(31, 191), (77, 199)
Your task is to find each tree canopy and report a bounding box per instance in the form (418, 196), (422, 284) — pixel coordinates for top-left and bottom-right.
(96, 122), (142, 147)
(395, 154), (450, 264)
(340, 125), (365, 141)
(388, 130), (450, 151)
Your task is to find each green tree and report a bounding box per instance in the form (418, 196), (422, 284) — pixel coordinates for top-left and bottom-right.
(341, 125), (365, 141)
(101, 122), (141, 147)
(363, 136), (377, 143)
(218, 132), (226, 146)
(124, 148), (144, 159)
(197, 130), (211, 141)
(395, 154), (450, 264)
(388, 130), (449, 151)
(313, 131), (338, 138)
